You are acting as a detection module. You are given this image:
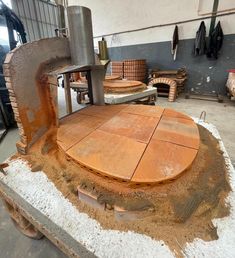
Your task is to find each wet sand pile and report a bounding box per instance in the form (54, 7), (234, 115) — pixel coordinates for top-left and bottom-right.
(14, 124), (231, 256)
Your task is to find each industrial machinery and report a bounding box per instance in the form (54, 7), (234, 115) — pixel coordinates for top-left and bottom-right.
(0, 0), (26, 141)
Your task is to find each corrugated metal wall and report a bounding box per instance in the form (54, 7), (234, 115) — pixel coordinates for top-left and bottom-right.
(11, 0), (59, 42)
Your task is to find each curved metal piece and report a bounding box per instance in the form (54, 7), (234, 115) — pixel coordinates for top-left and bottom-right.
(67, 6), (95, 66)
(199, 111), (206, 122)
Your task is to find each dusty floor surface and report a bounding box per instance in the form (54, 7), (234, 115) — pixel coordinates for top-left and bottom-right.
(15, 123), (231, 257)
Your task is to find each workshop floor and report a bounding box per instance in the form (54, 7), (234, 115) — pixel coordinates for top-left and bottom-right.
(0, 88), (235, 258)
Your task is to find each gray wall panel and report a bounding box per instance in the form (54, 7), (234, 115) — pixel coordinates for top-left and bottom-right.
(109, 34), (235, 95)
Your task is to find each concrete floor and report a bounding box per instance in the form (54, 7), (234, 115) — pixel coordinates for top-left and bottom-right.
(0, 90), (234, 257)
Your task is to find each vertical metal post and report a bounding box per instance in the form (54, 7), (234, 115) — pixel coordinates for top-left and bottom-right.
(46, 4), (53, 36)
(5, 18), (17, 49)
(33, 0), (41, 39)
(67, 6), (105, 105)
(54, 4), (59, 28)
(63, 74), (72, 114)
(26, 0), (36, 40)
(37, 1), (45, 38)
(57, 4), (65, 29)
(90, 67), (105, 105)
(86, 71), (93, 105)
(51, 5), (58, 34)
(42, 1), (49, 37)
(21, 0), (31, 41)
(209, 0), (219, 35)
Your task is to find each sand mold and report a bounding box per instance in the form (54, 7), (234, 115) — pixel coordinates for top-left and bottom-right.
(15, 121), (231, 256)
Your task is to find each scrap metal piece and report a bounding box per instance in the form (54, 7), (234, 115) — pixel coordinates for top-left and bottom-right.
(0, 163), (8, 175)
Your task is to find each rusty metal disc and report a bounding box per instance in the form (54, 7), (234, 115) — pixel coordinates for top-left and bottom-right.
(57, 105), (200, 185)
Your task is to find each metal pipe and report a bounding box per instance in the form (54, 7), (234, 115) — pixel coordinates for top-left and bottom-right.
(57, 4), (65, 31)
(32, 0), (41, 39)
(26, 0), (36, 40)
(67, 6), (95, 66)
(197, 0), (235, 16)
(37, 0), (45, 38)
(42, 1), (49, 37)
(93, 11), (235, 39)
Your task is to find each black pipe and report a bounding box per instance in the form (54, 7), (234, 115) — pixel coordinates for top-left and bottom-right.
(209, 0), (219, 36)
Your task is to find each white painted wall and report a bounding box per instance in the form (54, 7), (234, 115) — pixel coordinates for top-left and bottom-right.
(68, 0), (235, 47)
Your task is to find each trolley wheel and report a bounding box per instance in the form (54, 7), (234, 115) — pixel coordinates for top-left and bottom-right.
(185, 93), (190, 99)
(3, 200), (44, 240)
(218, 94), (224, 103)
(76, 92), (82, 104)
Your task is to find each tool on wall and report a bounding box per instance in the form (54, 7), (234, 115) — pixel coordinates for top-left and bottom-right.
(171, 25), (179, 60)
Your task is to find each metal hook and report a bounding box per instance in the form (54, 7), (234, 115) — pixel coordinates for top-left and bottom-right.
(199, 111), (206, 122)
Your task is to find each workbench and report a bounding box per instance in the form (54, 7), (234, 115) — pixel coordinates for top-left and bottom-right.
(104, 86), (157, 105)
(70, 82), (157, 105)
